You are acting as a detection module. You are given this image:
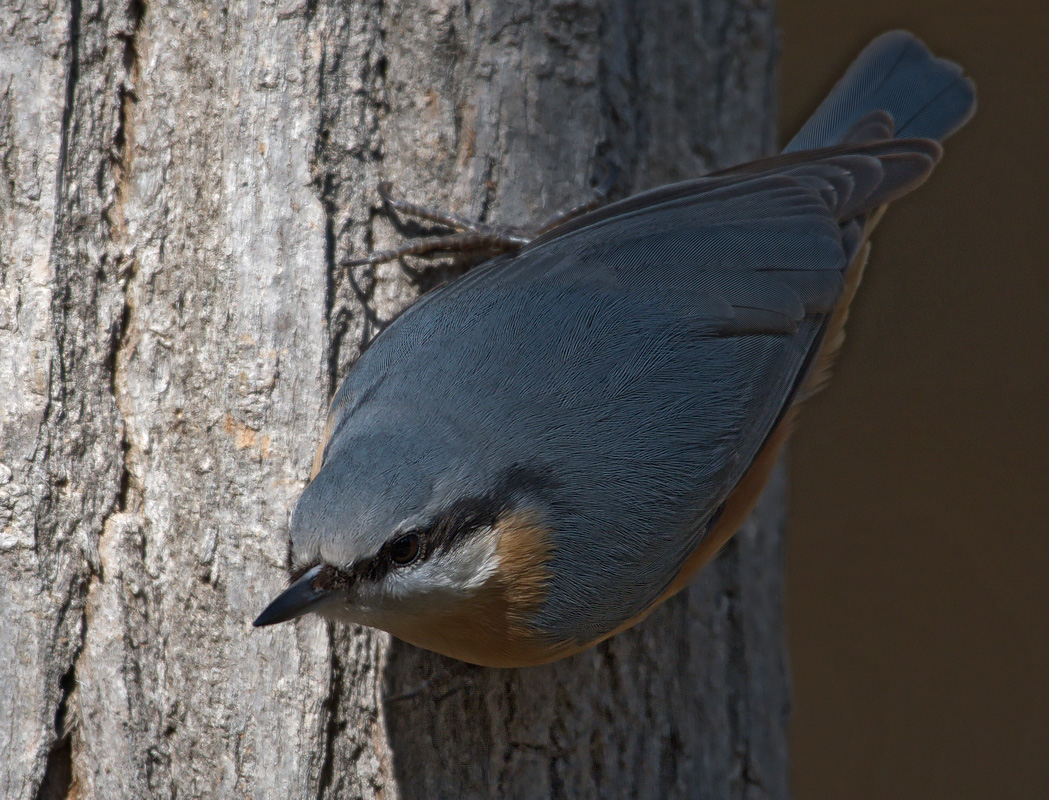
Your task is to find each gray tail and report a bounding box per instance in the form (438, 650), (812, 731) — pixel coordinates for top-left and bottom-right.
(785, 31), (976, 152)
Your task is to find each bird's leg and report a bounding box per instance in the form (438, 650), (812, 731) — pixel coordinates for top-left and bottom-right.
(376, 181), (488, 234)
(346, 158), (619, 267)
(344, 231), (528, 268)
(345, 183), (530, 267)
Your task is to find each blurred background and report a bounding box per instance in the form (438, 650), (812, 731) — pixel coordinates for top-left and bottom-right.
(779, 2), (1048, 798)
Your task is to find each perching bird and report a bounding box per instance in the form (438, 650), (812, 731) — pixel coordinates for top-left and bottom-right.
(254, 31), (976, 667)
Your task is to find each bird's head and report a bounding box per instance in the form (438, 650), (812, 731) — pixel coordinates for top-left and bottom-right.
(254, 428), (566, 666)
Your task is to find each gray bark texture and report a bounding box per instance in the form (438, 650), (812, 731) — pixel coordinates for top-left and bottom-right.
(0, 0), (787, 798)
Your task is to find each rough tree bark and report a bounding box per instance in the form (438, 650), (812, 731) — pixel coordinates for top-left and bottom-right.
(0, 0), (787, 797)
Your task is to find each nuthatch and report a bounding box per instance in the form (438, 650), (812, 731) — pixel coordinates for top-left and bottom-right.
(255, 32), (975, 667)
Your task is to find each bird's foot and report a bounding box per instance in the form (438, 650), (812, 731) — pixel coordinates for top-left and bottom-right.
(345, 158), (618, 267)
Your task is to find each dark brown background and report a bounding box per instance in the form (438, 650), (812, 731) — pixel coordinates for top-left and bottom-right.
(779, 2), (1048, 798)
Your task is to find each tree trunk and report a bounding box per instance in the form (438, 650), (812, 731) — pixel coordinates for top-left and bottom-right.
(0, 1), (787, 798)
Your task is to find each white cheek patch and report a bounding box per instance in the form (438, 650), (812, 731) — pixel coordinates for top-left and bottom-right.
(383, 525), (502, 603)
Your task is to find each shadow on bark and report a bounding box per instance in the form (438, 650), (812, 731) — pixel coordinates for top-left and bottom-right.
(380, 490), (790, 800)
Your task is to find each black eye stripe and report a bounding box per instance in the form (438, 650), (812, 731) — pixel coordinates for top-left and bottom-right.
(424, 498), (503, 555)
(298, 465), (561, 585)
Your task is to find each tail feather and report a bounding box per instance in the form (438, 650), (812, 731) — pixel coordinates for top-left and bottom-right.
(785, 31), (976, 152)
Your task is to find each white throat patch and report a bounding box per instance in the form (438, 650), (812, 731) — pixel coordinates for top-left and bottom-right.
(382, 524), (503, 606)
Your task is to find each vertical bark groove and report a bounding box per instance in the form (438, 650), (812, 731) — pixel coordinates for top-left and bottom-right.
(55, 0), (81, 205)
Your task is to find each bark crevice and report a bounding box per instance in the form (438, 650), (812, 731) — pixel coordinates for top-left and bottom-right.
(35, 666), (74, 800)
(56, 0), (82, 202)
(37, 581), (89, 800)
(316, 629), (347, 800)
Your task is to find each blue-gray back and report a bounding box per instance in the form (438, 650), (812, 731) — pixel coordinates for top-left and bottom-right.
(315, 31), (975, 644)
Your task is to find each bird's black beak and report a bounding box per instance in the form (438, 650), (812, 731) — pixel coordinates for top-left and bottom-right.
(253, 564), (332, 627)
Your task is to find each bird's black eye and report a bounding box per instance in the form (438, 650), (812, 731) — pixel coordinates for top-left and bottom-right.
(388, 532), (421, 566)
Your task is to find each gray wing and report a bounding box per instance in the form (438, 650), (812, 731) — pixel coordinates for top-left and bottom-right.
(322, 141), (939, 643)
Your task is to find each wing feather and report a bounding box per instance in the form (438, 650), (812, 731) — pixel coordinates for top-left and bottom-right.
(326, 138), (943, 642)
